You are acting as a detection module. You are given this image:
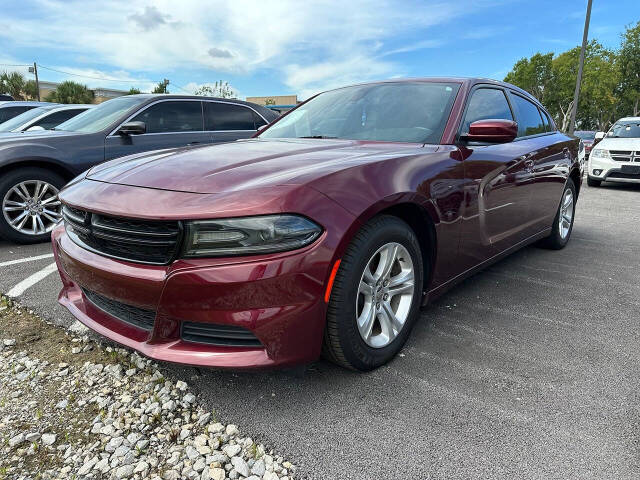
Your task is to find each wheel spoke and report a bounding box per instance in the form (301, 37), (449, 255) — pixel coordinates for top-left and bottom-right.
(357, 303), (376, 340)
(18, 182), (32, 200)
(36, 182), (49, 201)
(41, 196), (60, 206)
(4, 206), (26, 212)
(10, 211), (28, 226)
(377, 244), (397, 280)
(377, 307), (396, 342)
(562, 213), (572, 223)
(35, 215), (45, 234)
(359, 280), (374, 296)
(382, 301), (403, 332)
(11, 185), (29, 202)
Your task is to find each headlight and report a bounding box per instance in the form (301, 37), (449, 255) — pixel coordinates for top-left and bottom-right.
(183, 214), (322, 257)
(591, 148), (611, 159)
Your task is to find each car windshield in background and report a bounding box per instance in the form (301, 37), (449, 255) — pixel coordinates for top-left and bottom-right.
(55, 96), (147, 133)
(608, 121), (640, 138)
(574, 131), (595, 140)
(0, 107), (47, 132)
(259, 82), (461, 144)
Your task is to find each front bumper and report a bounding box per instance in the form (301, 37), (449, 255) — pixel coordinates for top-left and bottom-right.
(52, 223), (331, 368)
(587, 155), (640, 184)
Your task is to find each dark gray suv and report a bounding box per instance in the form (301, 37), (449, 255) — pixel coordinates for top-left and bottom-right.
(0, 94), (278, 243)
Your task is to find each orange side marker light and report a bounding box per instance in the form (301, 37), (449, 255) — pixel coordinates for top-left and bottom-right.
(324, 259), (341, 303)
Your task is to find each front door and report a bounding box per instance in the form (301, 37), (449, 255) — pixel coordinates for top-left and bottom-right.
(105, 100), (211, 160)
(456, 86), (537, 270)
(203, 101), (260, 143)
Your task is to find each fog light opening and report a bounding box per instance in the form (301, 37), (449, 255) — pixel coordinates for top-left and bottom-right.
(593, 169), (602, 176)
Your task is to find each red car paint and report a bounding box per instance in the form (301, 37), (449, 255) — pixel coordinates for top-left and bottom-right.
(53, 78), (581, 368)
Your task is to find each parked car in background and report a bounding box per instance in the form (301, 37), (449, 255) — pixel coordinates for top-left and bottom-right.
(0, 94), (14, 101)
(588, 117), (640, 187)
(52, 78), (581, 371)
(0, 100), (52, 124)
(0, 94), (278, 243)
(0, 104), (93, 135)
(574, 130), (596, 157)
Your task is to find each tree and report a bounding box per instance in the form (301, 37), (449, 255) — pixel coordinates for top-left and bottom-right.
(193, 80), (235, 98)
(0, 71), (27, 99)
(504, 53), (554, 105)
(152, 81), (169, 94)
(127, 87), (142, 95)
(45, 81), (94, 104)
(619, 21), (640, 116)
(264, 98), (276, 106)
(24, 80), (39, 100)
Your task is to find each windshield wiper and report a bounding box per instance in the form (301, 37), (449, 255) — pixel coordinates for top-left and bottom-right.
(297, 135), (337, 139)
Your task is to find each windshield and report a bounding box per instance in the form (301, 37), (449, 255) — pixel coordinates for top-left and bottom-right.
(259, 82), (461, 143)
(608, 121), (640, 139)
(0, 107), (48, 132)
(55, 96), (147, 133)
(574, 131), (595, 140)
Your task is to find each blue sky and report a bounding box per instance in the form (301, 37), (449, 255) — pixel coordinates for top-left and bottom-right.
(1, 0), (638, 100)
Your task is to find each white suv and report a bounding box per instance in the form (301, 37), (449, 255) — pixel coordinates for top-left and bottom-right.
(588, 117), (640, 187)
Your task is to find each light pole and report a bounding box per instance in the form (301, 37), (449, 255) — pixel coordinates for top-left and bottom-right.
(568, 0), (593, 135)
(28, 62), (40, 101)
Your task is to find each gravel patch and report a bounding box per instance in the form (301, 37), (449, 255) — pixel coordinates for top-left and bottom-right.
(0, 296), (296, 480)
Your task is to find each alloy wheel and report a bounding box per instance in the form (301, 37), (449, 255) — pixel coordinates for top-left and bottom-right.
(558, 188), (574, 240)
(356, 242), (415, 348)
(2, 180), (62, 236)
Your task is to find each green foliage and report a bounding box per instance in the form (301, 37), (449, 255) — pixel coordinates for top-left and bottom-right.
(193, 80), (235, 98)
(127, 87), (142, 95)
(45, 81), (94, 104)
(264, 97), (276, 106)
(504, 22), (640, 131)
(152, 81), (169, 94)
(0, 71), (39, 100)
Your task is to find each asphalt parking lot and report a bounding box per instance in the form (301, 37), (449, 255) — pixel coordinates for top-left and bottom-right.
(1, 181), (639, 480)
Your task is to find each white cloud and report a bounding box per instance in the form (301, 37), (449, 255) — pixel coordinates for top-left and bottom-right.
(2, 0), (507, 98)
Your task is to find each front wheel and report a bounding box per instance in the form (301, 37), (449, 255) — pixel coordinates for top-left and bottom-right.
(539, 179), (576, 250)
(0, 168), (65, 243)
(323, 215), (424, 371)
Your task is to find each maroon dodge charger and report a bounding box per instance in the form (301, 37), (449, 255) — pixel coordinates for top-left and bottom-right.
(52, 78), (581, 371)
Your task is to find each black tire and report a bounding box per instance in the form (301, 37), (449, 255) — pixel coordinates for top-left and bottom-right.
(0, 167), (65, 244)
(587, 176), (601, 187)
(538, 179), (576, 250)
(323, 215), (424, 371)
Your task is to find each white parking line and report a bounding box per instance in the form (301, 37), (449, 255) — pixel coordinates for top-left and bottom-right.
(7, 262), (58, 298)
(0, 253), (54, 267)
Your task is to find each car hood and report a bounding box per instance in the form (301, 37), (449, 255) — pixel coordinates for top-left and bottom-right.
(597, 137), (640, 151)
(86, 138), (433, 194)
(0, 129), (83, 144)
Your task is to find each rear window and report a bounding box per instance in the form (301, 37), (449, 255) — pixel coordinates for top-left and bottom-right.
(0, 106), (34, 123)
(204, 102), (257, 131)
(509, 93), (545, 137)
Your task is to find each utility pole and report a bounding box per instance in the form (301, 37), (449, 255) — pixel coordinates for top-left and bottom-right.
(28, 62), (40, 101)
(162, 78), (170, 93)
(568, 0), (592, 135)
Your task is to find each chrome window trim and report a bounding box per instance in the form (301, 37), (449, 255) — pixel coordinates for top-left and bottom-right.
(108, 98), (267, 137)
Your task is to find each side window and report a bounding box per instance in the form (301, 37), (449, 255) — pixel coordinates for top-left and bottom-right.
(131, 101), (203, 133)
(204, 102), (256, 131)
(543, 110), (555, 132)
(0, 106), (33, 123)
(462, 88), (513, 133)
(539, 108), (549, 132)
(33, 109), (84, 130)
(509, 94), (545, 137)
(253, 111), (267, 129)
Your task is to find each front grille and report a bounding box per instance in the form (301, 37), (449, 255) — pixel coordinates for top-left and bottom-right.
(62, 206), (181, 265)
(181, 322), (262, 347)
(610, 150), (640, 162)
(82, 288), (156, 331)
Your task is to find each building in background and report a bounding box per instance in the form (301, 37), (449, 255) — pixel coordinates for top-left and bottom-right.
(38, 81), (127, 104)
(245, 95), (299, 113)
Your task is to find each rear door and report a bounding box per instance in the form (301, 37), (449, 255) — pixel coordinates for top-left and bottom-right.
(104, 100), (209, 160)
(508, 96), (570, 232)
(457, 86), (537, 268)
(203, 101), (262, 143)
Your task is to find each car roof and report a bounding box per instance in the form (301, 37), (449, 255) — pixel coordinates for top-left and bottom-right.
(316, 77), (546, 109)
(0, 101), (58, 108)
(617, 117), (640, 122)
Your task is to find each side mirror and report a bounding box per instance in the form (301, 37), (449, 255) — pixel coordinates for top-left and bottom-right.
(256, 124), (267, 133)
(117, 121), (146, 136)
(461, 119), (518, 143)
(593, 131), (605, 145)
(25, 125), (45, 132)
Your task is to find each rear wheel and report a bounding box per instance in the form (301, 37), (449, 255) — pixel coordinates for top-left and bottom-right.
(0, 168), (64, 243)
(539, 179), (576, 250)
(587, 176), (601, 187)
(323, 215), (424, 371)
